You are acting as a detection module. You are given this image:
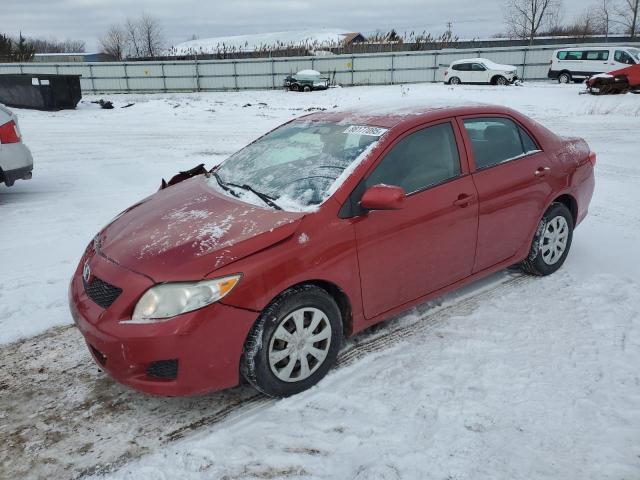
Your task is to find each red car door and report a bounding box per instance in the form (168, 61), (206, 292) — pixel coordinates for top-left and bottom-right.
(350, 121), (479, 320)
(459, 115), (553, 273)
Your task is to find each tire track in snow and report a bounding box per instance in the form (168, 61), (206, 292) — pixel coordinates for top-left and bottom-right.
(0, 272), (532, 480)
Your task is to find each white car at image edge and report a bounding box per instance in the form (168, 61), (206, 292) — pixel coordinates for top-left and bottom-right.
(444, 58), (519, 86)
(0, 104), (33, 187)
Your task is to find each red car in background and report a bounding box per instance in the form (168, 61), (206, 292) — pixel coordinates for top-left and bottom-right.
(69, 104), (595, 397)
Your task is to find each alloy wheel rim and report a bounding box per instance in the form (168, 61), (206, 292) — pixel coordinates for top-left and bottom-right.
(497, 77), (507, 85)
(559, 74), (570, 84)
(268, 307), (332, 383)
(540, 215), (569, 265)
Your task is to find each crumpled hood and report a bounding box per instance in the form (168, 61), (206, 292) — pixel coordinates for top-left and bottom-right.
(98, 175), (304, 281)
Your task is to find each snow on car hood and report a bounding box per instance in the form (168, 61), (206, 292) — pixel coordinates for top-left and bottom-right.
(97, 175), (304, 281)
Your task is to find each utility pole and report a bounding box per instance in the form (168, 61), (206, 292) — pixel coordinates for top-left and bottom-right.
(446, 21), (453, 35)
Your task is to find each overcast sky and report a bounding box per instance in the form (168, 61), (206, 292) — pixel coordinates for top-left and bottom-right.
(3, 0), (587, 51)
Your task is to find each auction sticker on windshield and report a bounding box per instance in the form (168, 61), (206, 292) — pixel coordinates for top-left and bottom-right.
(343, 125), (388, 137)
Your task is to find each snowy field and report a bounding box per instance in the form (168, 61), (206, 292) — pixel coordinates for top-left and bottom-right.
(0, 83), (639, 479)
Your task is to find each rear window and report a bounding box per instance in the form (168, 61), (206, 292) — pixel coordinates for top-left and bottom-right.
(452, 63), (471, 71)
(463, 118), (540, 170)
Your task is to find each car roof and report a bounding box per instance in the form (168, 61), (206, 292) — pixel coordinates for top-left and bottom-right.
(451, 57), (489, 64)
(554, 46), (616, 51)
(294, 102), (515, 128)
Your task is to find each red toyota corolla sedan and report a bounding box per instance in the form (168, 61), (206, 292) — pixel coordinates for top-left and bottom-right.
(69, 104), (595, 397)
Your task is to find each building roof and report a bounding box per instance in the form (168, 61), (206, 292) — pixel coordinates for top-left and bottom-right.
(34, 52), (90, 57)
(168, 29), (363, 56)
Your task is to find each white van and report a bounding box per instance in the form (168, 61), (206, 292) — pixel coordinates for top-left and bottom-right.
(548, 46), (640, 83)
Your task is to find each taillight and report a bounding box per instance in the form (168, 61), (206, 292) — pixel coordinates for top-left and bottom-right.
(444, 70), (449, 76)
(0, 120), (21, 144)
(588, 151), (597, 167)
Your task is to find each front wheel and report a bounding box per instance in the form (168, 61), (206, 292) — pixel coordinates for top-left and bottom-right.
(494, 76), (508, 86)
(241, 285), (343, 397)
(521, 202), (574, 276)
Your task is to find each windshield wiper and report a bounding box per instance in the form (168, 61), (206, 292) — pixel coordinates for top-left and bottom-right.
(227, 181), (283, 210)
(213, 172), (240, 198)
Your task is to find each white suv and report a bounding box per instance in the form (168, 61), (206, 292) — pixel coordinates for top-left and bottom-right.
(444, 58), (519, 85)
(548, 46), (640, 83)
(0, 104), (33, 187)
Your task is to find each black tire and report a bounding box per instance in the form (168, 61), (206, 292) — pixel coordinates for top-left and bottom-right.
(558, 72), (572, 84)
(494, 75), (508, 86)
(241, 285), (343, 397)
(521, 202), (574, 276)
(302, 85), (312, 92)
(290, 83), (300, 92)
(449, 76), (461, 85)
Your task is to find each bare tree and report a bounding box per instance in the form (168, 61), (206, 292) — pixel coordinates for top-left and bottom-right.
(99, 24), (127, 60)
(138, 13), (164, 57)
(124, 18), (141, 57)
(615, 0), (640, 37)
(571, 7), (601, 36)
(594, 0), (615, 38)
(28, 36), (85, 53)
(504, 0), (564, 44)
(63, 39), (86, 52)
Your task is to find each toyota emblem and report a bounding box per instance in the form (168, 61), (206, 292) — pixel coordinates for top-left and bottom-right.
(83, 261), (91, 283)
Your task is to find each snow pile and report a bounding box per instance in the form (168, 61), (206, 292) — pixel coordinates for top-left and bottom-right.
(295, 70), (322, 77)
(101, 271), (640, 480)
(168, 29), (353, 56)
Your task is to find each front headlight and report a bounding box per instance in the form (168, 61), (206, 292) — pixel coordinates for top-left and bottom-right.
(128, 275), (241, 323)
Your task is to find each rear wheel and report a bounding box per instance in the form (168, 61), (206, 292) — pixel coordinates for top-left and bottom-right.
(521, 203), (574, 276)
(449, 76), (461, 85)
(558, 72), (572, 84)
(302, 85), (312, 92)
(241, 285), (342, 397)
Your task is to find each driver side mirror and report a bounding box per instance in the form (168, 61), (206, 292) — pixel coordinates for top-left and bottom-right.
(360, 184), (406, 211)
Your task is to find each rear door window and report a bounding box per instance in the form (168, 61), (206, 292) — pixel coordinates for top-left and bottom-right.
(586, 50), (609, 61)
(365, 122), (461, 194)
(463, 118), (540, 170)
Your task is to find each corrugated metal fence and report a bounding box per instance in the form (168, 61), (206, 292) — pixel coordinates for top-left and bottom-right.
(1, 42), (638, 94)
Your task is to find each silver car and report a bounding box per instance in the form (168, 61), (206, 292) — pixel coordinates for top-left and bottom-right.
(0, 104), (33, 187)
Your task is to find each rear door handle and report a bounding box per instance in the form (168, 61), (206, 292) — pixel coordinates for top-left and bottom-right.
(453, 193), (476, 207)
(534, 166), (550, 177)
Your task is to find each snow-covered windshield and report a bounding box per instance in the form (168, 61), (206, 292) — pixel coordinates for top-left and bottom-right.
(213, 122), (387, 211)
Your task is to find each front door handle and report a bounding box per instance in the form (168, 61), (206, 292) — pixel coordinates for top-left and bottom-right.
(534, 166), (550, 177)
(453, 193), (475, 207)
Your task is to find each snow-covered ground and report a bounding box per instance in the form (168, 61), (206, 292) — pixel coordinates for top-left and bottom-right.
(1, 83), (639, 479)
